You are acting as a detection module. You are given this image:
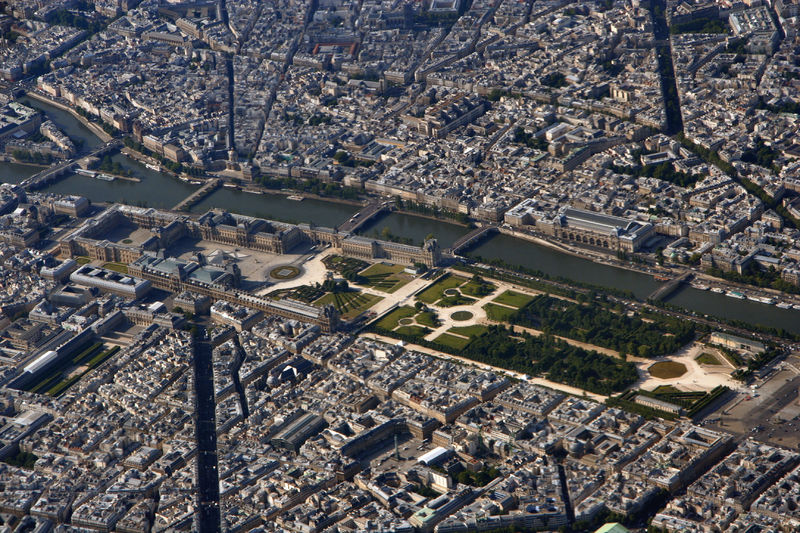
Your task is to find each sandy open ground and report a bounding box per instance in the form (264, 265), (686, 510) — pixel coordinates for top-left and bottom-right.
(635, 342), (737, 392)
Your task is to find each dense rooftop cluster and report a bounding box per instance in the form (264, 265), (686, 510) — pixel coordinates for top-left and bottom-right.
(0, 0), (795, 282)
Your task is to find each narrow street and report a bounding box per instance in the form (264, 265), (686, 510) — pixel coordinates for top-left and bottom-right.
(193, 331), (221, 533)
(648, 0), (683, 134)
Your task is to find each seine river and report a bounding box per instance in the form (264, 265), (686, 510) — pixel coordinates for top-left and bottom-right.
(2, 95), (799, 333)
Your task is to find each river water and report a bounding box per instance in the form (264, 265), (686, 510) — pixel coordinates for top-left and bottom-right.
(9, 97), (198, 208)
(469, 233), (800, 334)
(4, 94), (799, 333)
(44, 154), (198, 209)
(20, 96), (104, 152)
(190, 187), (358, 228)
(0, 162), (42, 184)
(356, 211), (470, 248)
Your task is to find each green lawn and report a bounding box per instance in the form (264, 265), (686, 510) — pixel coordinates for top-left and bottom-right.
(314, 290), (383, 320)
(325, 255), (366, 268)
(492, 290), (534, 308)
(451, 310), (473, 321)
(290, 285), (326, 303)
(648, 361), (688, 379)
(324, 255), (370, 276)
(376, 306), (417, 330)
(416, 311), (439, 328)
(75, 256), (91, 265)
(696, 352), (722, 365)
(3, 450), (38, 469)
(35, 345), (121, 398)
(417, 274), (468, 304)
(395, 325), (430, 338)
(652, 384), (681, 394)
(360, 263), (405, 277)
(102, 262), (129, 274)
(46, 374), (82, 397)
(28, 374), (61, 394)
(86, 346), (120, 368)
(437, 295), (476, 307)
(72, 342), (103, 365)
(460, 279), (496, 298)
(483, 303), (517, 322)
(434, 332), (472, 350)
(449, 325), (490, 338)
(25, 342), (101, 395)
(359, 263), (413, 293)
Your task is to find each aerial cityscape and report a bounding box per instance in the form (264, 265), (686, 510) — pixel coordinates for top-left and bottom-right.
(1, 0), (800, 530)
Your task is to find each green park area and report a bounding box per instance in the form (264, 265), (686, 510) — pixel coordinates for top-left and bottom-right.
(449, 324), (489, 337)
(483, 303), (516, 322)
(609, 386), (729, 420)
(696, 352), (722, 365)
(433, 332), (472, 350)
(492, 290), (534, 308)
(417, 274), (469, 304)
(451, 310), (473, 321)
(272, 275), (383, 321)
(416, 273), (495, 307)
(102, 262), (128, 274)
(324, 255), (369, 277)
(375, 305), (441, 339)
(369, 269), (705, 395)
(482, 290), (534, 322)
(434, 324), (490, 350)
(371, 304), (638, 395)
(504, 294), (696, 358)
(323, 255), (414, 293)
(313, 290), (383, 320)
(359, 262), (414, 293)
(2, 450), (38, 469)
(27, 343), (121, 397)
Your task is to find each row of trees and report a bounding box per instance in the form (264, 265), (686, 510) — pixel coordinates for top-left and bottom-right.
(372, 226), (414, 245)
(512, 127), (548, 151)
(94, 154), (131, 176)
(759, 97), (800, 115)
(254, 173), (361, 200)
(670, 16), (728, 34)
(45, 9), (106, 33)
(508, 294), (696, 357)
(461, 326), (639, 394)
(369, 322), (637, 394)
(608, 160), (701, 188)
(393, 197), (471, 225)
(675, 133), (799, 229)
(333, 150), (374, 168)
(122, 137), (204, 177)
(12, 149), (52, 165)
(740, 136), (781, 172)
(707, 263), (800, 295)
(463, 256), (636, 299)
(650, 298), (800, 341)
